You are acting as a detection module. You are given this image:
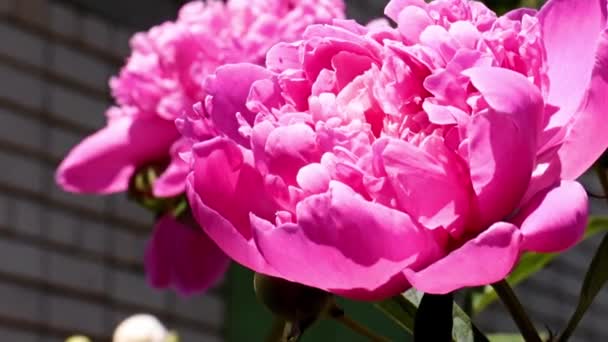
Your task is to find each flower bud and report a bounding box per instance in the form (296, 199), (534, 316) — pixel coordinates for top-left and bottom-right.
(65, 336), (91, 342)
(127, 163), (188, 216)
(253, 273), (333, 323)
(113, 314), (168, 342)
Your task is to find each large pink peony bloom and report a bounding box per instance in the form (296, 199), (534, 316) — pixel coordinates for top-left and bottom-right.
(185, 0), (608, 300)
(55, 0), (345, 294)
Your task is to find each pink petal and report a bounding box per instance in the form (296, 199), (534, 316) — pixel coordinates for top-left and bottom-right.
(512, 180), (588, 253)
(539, 0), (607, 165)
(557, 31), (608, 179)
(152, 160), (189, 198)
(252, 181), (443, 300)
(145, 215), (230, 295)
(373, 136), (470, 234)
(264, 123), (321, 186)
(384, 0), (427, 22)
(205, 63), (274, 147)
(519, 144), (562, 205)
(153, 138), (191, 198)
(56, 115), (179, 194)
(186, 137), (279, 276)
(463, 67), (543, 227)
(403, 222), (522, 294)
(396, 5), (432, 44)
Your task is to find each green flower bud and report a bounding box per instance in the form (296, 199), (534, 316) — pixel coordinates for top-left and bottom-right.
(127, 163), (189, 218)
(253, 273), (333, 323)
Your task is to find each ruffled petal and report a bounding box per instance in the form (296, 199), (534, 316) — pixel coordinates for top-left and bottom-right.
(252, 181), (443, 300)
(205, 63), (275, 147)
(403, 222), (522, 294)
(512, 180), (588, 253)
(372, 136), (470, 234)
(153, 138), (191, 198)
(557, 31), (608, 179)
(145, 215), (230, 295)
(539, 0), (607, 157)
(186, 137), (279, 276)
(56, 115), (179, 194)
(463, 67), (543, 227)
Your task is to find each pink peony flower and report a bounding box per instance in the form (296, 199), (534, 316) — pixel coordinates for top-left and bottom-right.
(55, 0), (345, 294)
(185, 0), (608, 299)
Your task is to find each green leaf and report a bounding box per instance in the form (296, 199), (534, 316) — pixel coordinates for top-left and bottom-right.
(374, 293), (418, 333)
(558, 233), (608, 341)
(453, 300), (490, 342)
(473, 253), (555, 314)
(414, 293), (453, 342)
(585, 216), (608, 238)
(487, 331), (551, 342)
(377, 290), (489, 342)
(474, 216), (608, 314)
(487, 333), (524, 342)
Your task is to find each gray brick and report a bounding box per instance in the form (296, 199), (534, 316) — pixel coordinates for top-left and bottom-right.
(48, 252), (104, 293)
(0, 107), (43, 150)
(0, 22), (44, 66)
(0, 281), (40, 322)
(49, 2), (78, 38)
(108, 310), (132, 332)
(51, 44), (112, 90)
(0, 0), (16, 14)
(49, 125), (81, 160)
(49, 178), (106, 213)
(114, 194), (153, 226)
(14, 198), (42, 236)
(80, 220), (106, 254)
(111, 28), (132, 58)
(46, 208), (77, 245)
(0, 328), (37, 342)
(43, 338), (66, 342)
(48, 295), (106, 336)
(82, 15), (111, 52)
(346, 0), (387, 23)
(112, 229), (140, 263)
(0, 238), (41, 279)
(0, 64), (44, 109)
(113, 270), (165, 309)
(174, 293), (224, 327)
(15, 0), (49, 28)
(0, 193), (8, 227)
(49, 85), (107, 129)
(0, 150), (42, 192)
(173, 326), (222, 342)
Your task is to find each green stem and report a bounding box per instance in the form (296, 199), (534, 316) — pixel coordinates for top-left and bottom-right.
(266, 318), (286, 342)
(492, 280), (542, 342)
(329, 305), (391, 342)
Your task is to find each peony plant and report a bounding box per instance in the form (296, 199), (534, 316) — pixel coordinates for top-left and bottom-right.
(182, 0), (608, 340)
(56, 0), (608, 340)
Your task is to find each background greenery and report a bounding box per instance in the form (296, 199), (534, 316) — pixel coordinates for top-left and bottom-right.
(225, 265), (408, 341)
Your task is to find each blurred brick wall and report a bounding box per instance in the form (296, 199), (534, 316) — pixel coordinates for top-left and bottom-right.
(0, 1), (223, 341)
(346, 0), (388, 22)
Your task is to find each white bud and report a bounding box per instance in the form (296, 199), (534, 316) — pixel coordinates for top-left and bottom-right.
(113, 314), (168, 342)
